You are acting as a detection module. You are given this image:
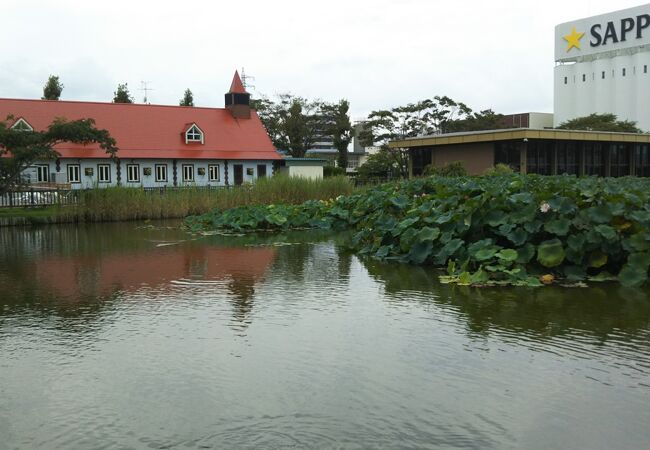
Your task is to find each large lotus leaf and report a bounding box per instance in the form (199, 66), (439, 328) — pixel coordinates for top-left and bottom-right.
(516, 243), (536, 264)
(497, 223), (515, 236)
(416, 226), (441, 243)
(588, 251), (608, 268)
(390, 196), (409, 210)
(524, 220), (543, 233)
(567, 233), (586, 252)
(505, 227), (528, 246)
(399, 227), (418, 252)
(485, 210), (508, 227)
(624, 233), (650, 253)
(548, 197), (577, 214)
(407, 241), (433, 264)
(537, 239), (566, 268)
(468, 239), (495, 260)
(594, 224), (618, 241)
(585, 204), (613, 224)
(563, 265), (587, 281)
(433, 239), (464, 265)
(510, 204), (538, 224)
(544, 218), (571, 236)
(629, 210), (650, 225)
(618, 265), (648, 287)
(496, 249), (518, 262)
(375, 245), (391, 258)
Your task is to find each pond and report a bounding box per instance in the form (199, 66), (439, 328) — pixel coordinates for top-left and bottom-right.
(1, 222), (649, 449)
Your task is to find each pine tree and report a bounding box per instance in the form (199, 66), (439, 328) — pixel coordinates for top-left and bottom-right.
(179, 89), (194, 106)
(42, 75), (63, 100)
(113, 83), (134, 103)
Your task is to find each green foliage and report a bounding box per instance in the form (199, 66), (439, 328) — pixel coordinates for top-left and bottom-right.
(484, 163), (514, 176)
(444, 109), (507, 133)
(557, 113), (642, 133)
(323, 166), (346, 177)
(186, 174), (650, 287)
(423, 161), (467, 177)
(179, 89), (194, 106)
(320, 99), (353, 169)
(72, 175), (353, 222)
(113, 83), (134, 104)
(357, 149), (401, 180)
(252, 94), (352, 160)
(42, 75), (63, 100)
(0, 116), (117, 194)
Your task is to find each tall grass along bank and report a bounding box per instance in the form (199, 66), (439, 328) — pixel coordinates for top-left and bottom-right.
(185, 174), (650, 287)
(2, 176), (354, 225)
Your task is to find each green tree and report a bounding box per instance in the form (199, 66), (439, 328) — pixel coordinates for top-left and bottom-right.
(444, 109), (506, 133)
(179, 88), (194, 106)
(357, 148), (401, 180)
(321, 99), (353, 169)
(113, 83), (134, 104)
(359, 97), (500, 178)
(557, 113), (642, 133)
(0, 116), (117, 193)
(252, 94), (322, 157)
(42, 75), (63, 100)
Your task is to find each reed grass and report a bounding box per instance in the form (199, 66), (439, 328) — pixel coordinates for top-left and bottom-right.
(64, 175), (354, 222)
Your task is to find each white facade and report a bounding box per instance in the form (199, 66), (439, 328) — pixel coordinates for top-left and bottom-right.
(24, 159), (275, 189)
(554, 4), (650, 130)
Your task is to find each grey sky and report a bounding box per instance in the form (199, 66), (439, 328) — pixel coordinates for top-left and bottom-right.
(0, 0), (644, 119)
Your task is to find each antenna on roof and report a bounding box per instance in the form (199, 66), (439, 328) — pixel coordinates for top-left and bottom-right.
(241, 67), (255, 92)
(139, 81), (154, 104)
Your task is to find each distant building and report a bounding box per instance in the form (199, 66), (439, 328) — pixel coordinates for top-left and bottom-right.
(501, 113), (554, 129)
(1, 71), (281, 189)
(554, 4), (650, 130)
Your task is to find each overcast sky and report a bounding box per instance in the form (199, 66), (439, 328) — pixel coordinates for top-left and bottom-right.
(0, 0), (644, 119)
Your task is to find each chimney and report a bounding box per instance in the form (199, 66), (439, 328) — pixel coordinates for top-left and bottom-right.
(225, 70), (250, 119)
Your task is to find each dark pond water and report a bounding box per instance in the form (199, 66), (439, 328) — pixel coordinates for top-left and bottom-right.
(1, 222), (650, 449)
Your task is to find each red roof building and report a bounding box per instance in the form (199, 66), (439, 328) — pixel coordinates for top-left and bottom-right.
(0, 71), (280, 188)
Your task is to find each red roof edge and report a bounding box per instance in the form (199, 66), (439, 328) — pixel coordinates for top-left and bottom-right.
(228, 71), (247, 94)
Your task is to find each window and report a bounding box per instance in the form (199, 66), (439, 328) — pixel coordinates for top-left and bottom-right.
(36, 165), (49, 182)
(602, 71), (606, 79)
(610, 144), (631, 177)
(11, 118), (33, 131)
(526, 141), (553, 175)
(126, 164), (140, 182)
(182, 164), (194, 182)
(582, 74), (586, 82)
(155, 164), (167, 182)
(98, 164), (111, 183)
(208, 164), (220, 181)
(622, 68), (626, 77)
(495, 142), (521, 172)
(584, 143), (606, 176)
(556, 142), (580, 175)
(67, 164), (80, 183)
(185, 124), (204, 144)
(564, 76), (567, 85)
(257, 164), (267, 178)
(645, 65), (648, 74)
(635, 145), (650, 177)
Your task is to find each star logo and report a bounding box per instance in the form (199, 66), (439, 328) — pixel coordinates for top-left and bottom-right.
(563, 26), (585, 52)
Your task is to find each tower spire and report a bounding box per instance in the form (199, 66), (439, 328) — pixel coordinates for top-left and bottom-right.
(225, 70), (251, 119)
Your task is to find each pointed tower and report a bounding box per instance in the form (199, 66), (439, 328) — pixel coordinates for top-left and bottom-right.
(225, 70), (251, 119)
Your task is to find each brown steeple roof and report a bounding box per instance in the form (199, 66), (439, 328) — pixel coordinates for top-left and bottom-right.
(228, 71), (247, 94)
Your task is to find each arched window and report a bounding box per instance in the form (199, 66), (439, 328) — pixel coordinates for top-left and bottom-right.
(185, 124), (204, 144)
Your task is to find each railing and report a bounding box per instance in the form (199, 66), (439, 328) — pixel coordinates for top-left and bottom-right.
(0, 189), (79, 208)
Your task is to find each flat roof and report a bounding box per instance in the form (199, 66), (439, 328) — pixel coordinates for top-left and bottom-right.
(389, 128), (650, 148)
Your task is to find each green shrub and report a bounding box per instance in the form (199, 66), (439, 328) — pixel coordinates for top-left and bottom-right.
(323, 166), (346, 177)
(423, 161), (468, 177)
(484, 163), (514, 176)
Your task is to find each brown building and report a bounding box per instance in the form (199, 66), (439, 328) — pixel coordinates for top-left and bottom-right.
(390, 128), (650, 177)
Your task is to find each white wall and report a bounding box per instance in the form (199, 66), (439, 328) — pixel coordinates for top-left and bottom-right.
(554, 51), (650, 131)
(288, 165), (323, 179)
(25, 159), (275, 189)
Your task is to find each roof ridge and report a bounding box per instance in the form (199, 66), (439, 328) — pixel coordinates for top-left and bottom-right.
(0, 97), (231, 111)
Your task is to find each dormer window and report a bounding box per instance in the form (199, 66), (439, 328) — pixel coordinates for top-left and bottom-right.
(11, 118), (33, 132)
(185, 124), (204, 144)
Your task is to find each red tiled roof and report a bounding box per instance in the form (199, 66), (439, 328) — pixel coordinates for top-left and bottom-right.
(228, 70), (247, 94)
(0, 97), (280, 160)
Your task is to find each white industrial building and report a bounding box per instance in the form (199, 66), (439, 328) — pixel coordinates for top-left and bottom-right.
(554, 4), (650, 131)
